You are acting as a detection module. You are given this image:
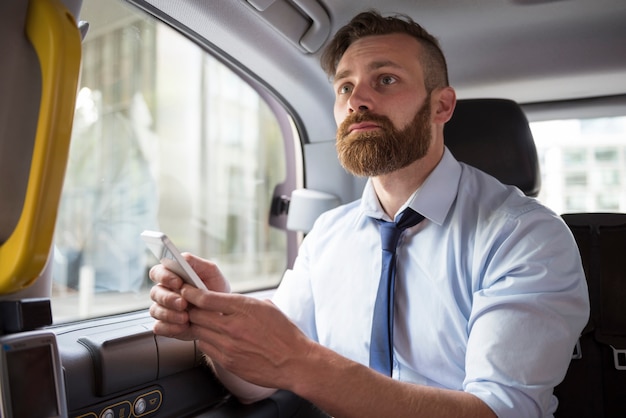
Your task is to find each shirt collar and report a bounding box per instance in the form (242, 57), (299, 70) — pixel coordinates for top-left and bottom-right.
(360, 147), (461, 225)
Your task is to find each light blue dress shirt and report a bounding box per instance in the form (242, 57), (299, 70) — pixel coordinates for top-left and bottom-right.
(273, 147), (589, 417)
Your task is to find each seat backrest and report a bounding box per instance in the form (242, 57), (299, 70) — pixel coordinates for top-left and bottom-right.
(444, 98), (541, 197)
(555, 212), (626, 417)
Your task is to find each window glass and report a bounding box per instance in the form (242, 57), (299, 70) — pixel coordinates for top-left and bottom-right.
(594, 147), (618, 163)
(596, 169), (620, 186)
(562, 149), (587, 165)
(531, 116), (626, 214)
(596, 193), (620, 211)
(564, 172), (587, 187)
(51, 1), (290, 322)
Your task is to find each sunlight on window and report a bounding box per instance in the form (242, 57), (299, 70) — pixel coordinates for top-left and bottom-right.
(531, 116), (626, 214)
(51, 1), (289, 322)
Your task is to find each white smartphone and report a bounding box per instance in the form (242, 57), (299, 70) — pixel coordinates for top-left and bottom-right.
(141, 230), (208, 291)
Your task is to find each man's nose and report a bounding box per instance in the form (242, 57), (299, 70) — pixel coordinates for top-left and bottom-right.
(347, 83), (374, 113)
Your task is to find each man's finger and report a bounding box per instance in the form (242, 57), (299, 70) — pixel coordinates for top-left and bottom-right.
(149, 301), (189, 324)
(182, 285), (243, 314)
(149, 263), (185, 290)
(183, 253), (231, 293)
(150, 283), (188, 311)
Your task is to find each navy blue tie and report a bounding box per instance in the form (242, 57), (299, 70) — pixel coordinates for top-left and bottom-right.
(369, 208), (424, 376)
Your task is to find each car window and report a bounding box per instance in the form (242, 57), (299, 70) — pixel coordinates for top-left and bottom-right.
(531, 116), (626, 213)
(51, 1), (292, 322)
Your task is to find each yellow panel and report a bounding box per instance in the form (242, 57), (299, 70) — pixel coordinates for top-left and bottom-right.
(0, 0), (81, 294)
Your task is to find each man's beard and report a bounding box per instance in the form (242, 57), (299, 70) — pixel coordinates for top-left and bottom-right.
(336, 98), (432, 177)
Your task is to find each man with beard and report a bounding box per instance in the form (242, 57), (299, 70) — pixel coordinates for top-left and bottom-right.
(149, 10), (589, 418)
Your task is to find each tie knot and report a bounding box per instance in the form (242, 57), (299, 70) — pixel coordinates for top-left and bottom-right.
(396, 207), (425, 230)
(378, 208), (424, 252)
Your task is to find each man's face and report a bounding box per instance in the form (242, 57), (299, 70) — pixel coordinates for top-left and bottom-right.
(332, 33), (433, 177)
(336, 97), (431, 177)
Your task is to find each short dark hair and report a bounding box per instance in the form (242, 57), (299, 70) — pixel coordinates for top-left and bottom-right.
(320, 10), (449, 92)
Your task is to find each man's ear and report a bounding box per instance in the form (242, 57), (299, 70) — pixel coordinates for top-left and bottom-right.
(432, 87), (456, 124)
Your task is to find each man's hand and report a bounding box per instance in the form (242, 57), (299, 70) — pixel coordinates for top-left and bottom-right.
(149, 253), (230, 340)
(181, 287), (314, 391)
(149, 253), (280, 402)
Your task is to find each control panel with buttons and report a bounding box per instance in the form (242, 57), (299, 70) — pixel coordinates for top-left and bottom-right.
(72, 386), (162, 418)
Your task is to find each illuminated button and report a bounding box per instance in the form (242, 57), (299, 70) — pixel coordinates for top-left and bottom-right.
(100, 401), (131, 418)
(134, 398), (147, 415)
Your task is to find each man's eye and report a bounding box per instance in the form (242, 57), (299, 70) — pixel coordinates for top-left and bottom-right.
(380, 76), (396, 85)
(339, 85), (353, 94)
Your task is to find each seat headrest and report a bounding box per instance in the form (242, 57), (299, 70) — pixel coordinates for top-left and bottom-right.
(444, 99), (541, 197)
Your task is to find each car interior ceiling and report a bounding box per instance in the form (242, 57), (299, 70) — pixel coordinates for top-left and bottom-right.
(131, 0), (626, 123)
